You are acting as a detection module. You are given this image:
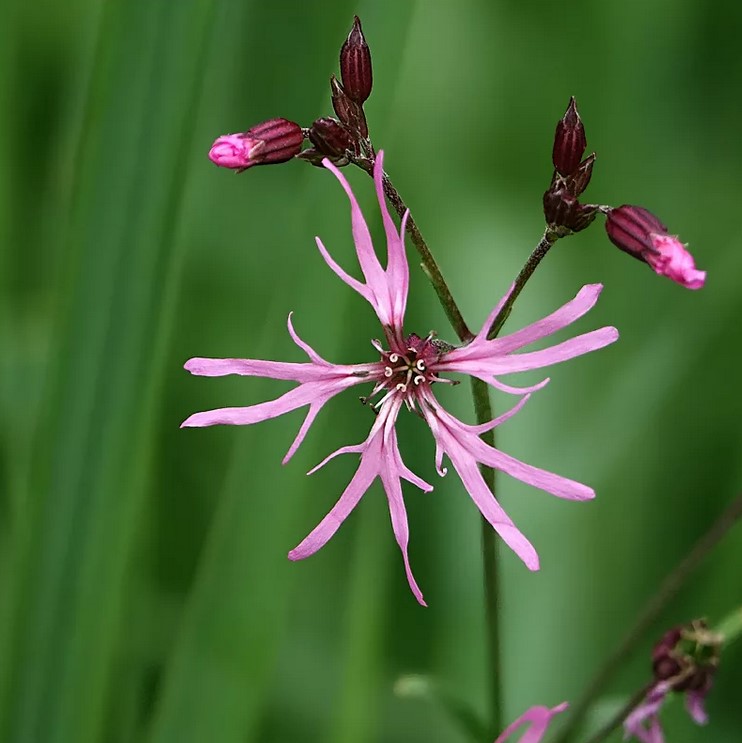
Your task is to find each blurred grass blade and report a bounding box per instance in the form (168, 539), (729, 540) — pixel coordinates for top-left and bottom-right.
(2, 1), (217, 742)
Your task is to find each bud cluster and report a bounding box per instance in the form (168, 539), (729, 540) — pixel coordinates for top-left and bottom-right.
(651, 620), (721, 694)
(207, 16), (374, 172)
(301, 16), (374, 166)
(542, 98), (705, 288)
(543, 97), (597, 235)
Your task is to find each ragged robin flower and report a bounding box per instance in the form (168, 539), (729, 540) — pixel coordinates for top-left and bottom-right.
(182, 151), (619, 605)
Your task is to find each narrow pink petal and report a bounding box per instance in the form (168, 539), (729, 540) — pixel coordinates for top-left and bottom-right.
(184, 357), (321, 382)
(389, 431), (433, 492)
(306, 441), (365, 475)
(474, 440), (595, 501)
(685, 691), (708, 726)
(286, 312), (328, 365)
(493, 284), (604, 353)
(448, 447), (540, 570)
(374, 151), (409, 328)
(474, 283), (515, 343)
(282, 402), (322, 465)
(289, 446), (378, 560)
(467, 394), (531, 435)
(449, 327), (618, 377)
(181, 376), (360, 430)
(314, 236), (373, 304)
(181, 383), (319, 428)
(433, 361), (551, 396)
(380, 464), (426, 606)
(493, 326), (619, 374)
(430, 403), (594, 501)
(322, 158), (387, 301)
(494, 702), (568, 743)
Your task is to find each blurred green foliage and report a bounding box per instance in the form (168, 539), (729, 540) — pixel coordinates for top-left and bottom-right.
(1, 1), (741, 742)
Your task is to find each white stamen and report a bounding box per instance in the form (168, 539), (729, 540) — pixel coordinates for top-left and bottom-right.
(389, 353), (399, 363)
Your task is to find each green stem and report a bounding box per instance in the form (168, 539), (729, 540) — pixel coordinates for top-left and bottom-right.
(554, 490), (742, 743)
(582, 683), (654, 743)
(487, 229), (557, 339)
(470, 376), (503, 738)
(716, 605), (742, 646)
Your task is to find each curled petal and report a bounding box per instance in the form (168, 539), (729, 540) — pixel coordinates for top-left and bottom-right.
(685, 691), (708, 726)
(473, 283), (515, 343)
(467, 394), (532, 435)
(286, 312), (328, 365)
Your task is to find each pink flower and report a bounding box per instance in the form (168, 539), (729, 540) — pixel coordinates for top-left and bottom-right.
(494, 702), (568, 743)
(623, 680), (710, 743)
(624, 621), (718, 743)
(208, 118), (304, 170)
(605, 205), (706, 289)
(182, 151), (619, 605)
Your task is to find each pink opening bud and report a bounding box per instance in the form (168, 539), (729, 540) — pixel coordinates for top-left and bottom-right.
(605, 205), (706, 290)
(208, 118), (303, 171)
(340, 16), (373, 104)
(552, 97), (587, 177)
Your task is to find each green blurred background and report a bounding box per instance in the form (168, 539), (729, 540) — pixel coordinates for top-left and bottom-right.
(1, 0), (741, 741)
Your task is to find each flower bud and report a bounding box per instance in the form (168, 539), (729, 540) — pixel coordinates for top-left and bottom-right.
(308, 117), (355, 159)
(208, 118), (303, 171)
(605, 205), (706, 289)
(543, 187), (597, 233)
(567, 153), (595, 197)
(330, 75), (369, 139)
(340, 16), (373, 104)
(552, 97), (587, 177)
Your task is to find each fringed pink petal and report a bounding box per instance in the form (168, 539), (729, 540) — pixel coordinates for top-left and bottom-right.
(380, 464), (426, 606)
(487, 327), (619, 374)
(322, 158), (388, 315)
(306, 441), (366, 475)
(494, 702), (568, 743)
(451, 449), (540, 570)
(493, 284), (604, 353)
(286, 312), (329, 365)
(474, 282), (515, 343)
(314, 236), (373, 305)
(466, 394), (531, 435)
(181, 383), (323, 428)
(184, 357), (322, 382)
(282, 402), (323, 465)
(288, 449), (378, 560)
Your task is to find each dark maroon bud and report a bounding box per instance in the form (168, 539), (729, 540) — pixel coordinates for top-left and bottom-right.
(653, 655), (683, 682)
(567, 153), (596, 197)
(340, 16), (373, 104)
(308, 117), (355, 159)
(208, 118), (304, 170)
(552, 97), (587, 176)
(604, 205), (667, 259)
(330, 75), (368, 139)
(543, 187), (597, 233)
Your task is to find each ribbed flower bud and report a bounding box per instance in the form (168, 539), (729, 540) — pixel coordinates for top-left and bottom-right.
(308, 117), (355, 159)
(543, 187), (597, 233)
(330, 75), (368, 139)
(568, 153), (595, 197)
(208, 118), (303, 171)
(605, 205), (706, 289)
(552, 97), (587, 177)
(340, 16), (373, 104)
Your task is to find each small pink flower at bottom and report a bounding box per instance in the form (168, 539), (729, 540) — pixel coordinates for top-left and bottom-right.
(183, 151), (619, 604)
(494, 702), (568, 743)
(605, 205), (705, 289)
(624, 621), (719, 743)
